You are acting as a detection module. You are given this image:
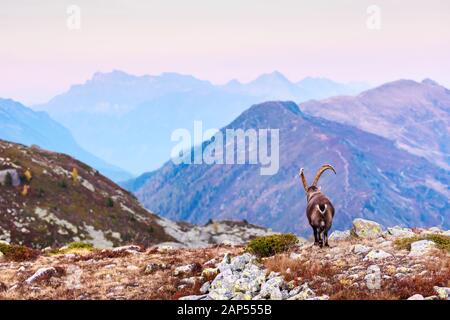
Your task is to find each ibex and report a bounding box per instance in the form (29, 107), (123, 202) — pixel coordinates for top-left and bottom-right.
(299, 164), (336, 247)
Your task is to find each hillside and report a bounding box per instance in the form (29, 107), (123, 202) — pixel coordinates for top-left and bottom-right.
(0, 140), (274, 249)
(300, 79), (450, 170)
(128, 101), (449, 236)
(0, 220), (448, 300)
(0, 98), (131, 182)
(34, 70), (368, 174)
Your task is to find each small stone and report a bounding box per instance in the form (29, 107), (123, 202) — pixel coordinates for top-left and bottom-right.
(179, 294), (208, 300)
(288, 286), (315, 300)
(434, 286), (449, 300)
(144, 262), (166, 273)
(364, 265), (381, 290)
(230, 253), (253, 271)
(174, 264), (196, 276)
(407, 294), (424, 300)
(200, 281), (211, 294)
(208, 288), (234, 300)
(202, 267), (219, 277)
(329, 230), (351, 241)
(112, 245), (142, 253)
(289, 252), (302, 260)
(363, 249), (392, 261)
(126, 265), (139, 271)
(353, 244), (371, 254)
(25, 267), (57, 285)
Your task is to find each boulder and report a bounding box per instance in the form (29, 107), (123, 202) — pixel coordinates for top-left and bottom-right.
(329, 230), (351, 241)
(408, 240), (436, 257)
(351, 219), (382, 239)
(386, 226), (415, 238)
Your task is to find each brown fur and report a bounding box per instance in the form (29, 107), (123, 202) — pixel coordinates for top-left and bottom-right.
(299, 164), (336, 247)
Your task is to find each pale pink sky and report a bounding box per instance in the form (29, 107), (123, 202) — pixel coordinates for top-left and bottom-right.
(1, 0), (450, 104)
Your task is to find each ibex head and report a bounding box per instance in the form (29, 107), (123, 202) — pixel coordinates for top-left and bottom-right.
(299, 164), (336, 202)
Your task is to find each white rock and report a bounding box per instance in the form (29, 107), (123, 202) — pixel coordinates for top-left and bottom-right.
(351, 219), (383, 239)
(408, 240), (436, 257)
(434, 286), (449, 300)
(329, 230), (351, 241)
(365, 265), (381, 290)
(174, 264), (197, 276)
(179, 294), (208, 300)
(363, 249), (392, 261)
(353, 244), (371, 254)
(25, 267), (57, 285)
(200, 281), (211, 294)
(407, 294), (424, 300)
(386, 226), (415, 238)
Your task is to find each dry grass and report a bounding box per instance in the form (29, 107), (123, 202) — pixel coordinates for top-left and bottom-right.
(0, 245), (242, 300)
(264, 245), (450, 300)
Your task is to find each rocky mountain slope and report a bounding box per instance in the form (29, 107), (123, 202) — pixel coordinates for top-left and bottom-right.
(0, 219), (448, 300)
(300, 79), (450, 170)
(0, 140), (273, 249)
(34, 70), (368, 174)
(0, 98), (131, 182)
(128, 101), (449, 236)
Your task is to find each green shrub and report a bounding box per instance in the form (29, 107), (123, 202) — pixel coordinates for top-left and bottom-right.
(394, 234), (450, 252)
(66, 241), (94, 250)
(0, 243), (39, 262)
(4, 172), (12, 187)
(48, 242), (94, 255)
(106, 197), (114, 207)
(246, 234), (298, 257)
(59, 179), (67, 189)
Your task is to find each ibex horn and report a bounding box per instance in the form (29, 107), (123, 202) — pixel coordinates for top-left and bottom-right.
(312, 164), (336, 187)
(299, 168), (309, 192)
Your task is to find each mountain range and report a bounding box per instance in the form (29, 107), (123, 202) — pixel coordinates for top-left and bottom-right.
(300, 79), (450, 170)
(0, 140), (273, 248)
(126, 80), (450, 236)
(34, 70), (369, 174)
(0, 98), (131, 182)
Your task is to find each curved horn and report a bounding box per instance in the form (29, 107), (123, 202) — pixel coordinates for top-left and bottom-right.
(298, 168), (309, 192)
(312, 164), (336, 186)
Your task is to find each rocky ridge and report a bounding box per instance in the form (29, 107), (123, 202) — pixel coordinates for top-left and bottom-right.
(0, 219), (448, 300)
(0, 139), (274, 249)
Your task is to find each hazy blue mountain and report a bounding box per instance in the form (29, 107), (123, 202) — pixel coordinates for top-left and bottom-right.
(221, 72), (369, 101)
(127, 101), (449, 236)
(300, 79), (450, 170)
(35, 70), (369, 175)
(0, 98), (131, 181)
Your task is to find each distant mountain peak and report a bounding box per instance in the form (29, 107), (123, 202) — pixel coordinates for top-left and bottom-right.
(251, 70), (291, 84)
(422, 78), (439, 86)
(247, 100), (301, 116)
